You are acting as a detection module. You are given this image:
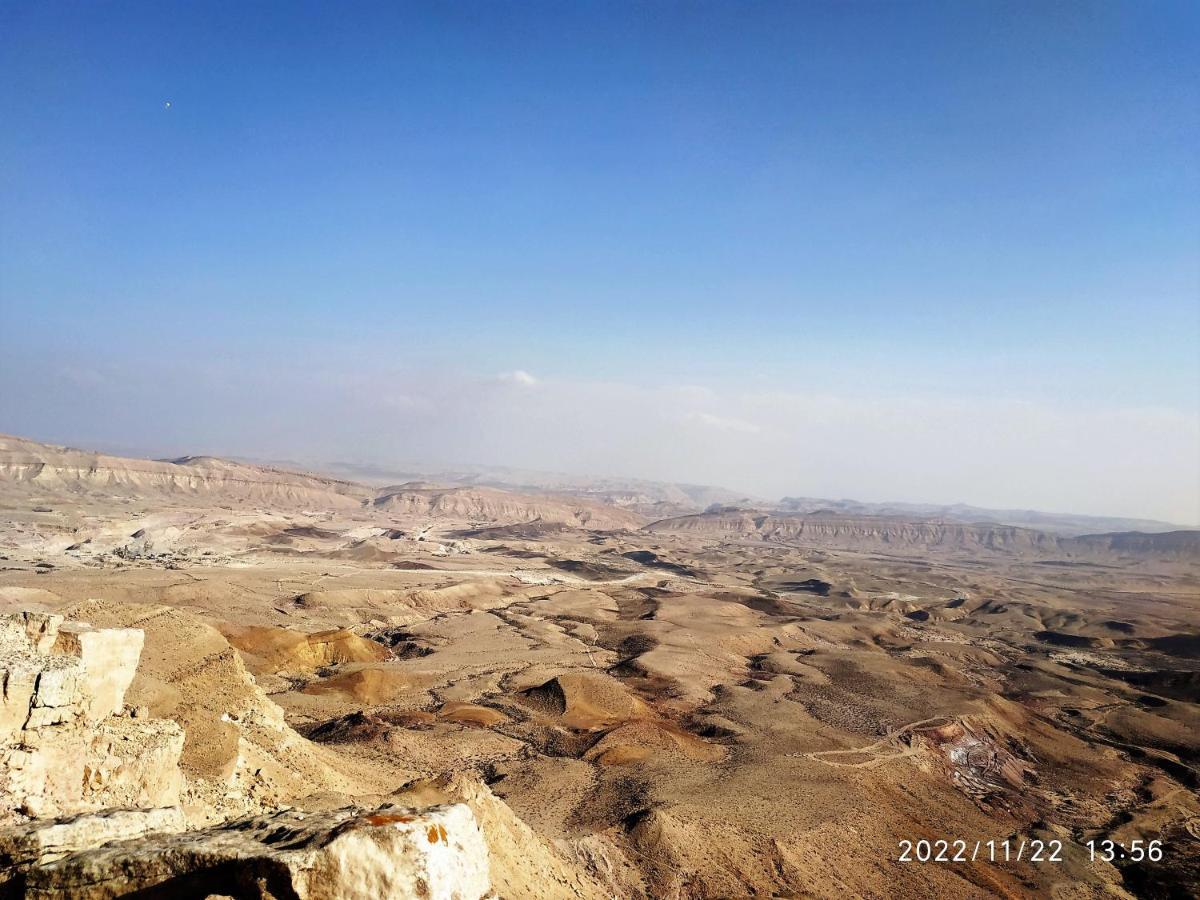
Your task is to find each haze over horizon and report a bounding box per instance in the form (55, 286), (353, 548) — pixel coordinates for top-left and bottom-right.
(2, 2), (1198, 524)
(6, 422), (1196, 529)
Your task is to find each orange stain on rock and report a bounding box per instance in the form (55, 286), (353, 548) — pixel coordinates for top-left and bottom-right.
(364, 813), (416, 826)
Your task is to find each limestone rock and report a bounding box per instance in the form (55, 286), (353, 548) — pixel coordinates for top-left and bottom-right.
(0, 807), (186, 871)
(0, 613), (63, 656)
(22, 655), (82, 729)
(0, 612), (183, 823)
(1, 726), (86, 818)
(21, 802), (491, 900)
(0, 655), (49, 741)
(392, 772), (612, 900)
(52, 623), (144, 723)
(82, 718), (185, 811)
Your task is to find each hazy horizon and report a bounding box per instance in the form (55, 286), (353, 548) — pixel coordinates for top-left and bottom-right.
(2, 2), (1198, 524)
(6, 417), (1196, 528)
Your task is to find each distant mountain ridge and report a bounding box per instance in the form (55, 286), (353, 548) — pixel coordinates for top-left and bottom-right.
(775, 497), (1184, 537)
(645, 508), (1200, 560)
(315, 460), (1187, 535)
(0, 434), (644, 528)
(316, 460), (760, 517)
(2, 433), (1188, 537)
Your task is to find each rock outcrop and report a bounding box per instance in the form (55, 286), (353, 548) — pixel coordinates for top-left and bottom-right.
(0, 612), (183, 822)
(1, 610), (497, 899)
(62, 600), (396, 825)
(0, 807), (187, 870)
(392, 771), (613, 900)
(12, 802), (491, 900)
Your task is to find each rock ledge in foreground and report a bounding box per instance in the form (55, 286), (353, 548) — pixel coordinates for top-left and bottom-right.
(18, 801), (491, 900)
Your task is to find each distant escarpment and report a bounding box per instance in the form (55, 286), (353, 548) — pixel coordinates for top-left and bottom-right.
(372, 483), (644, 530)
(1066, 530), (1200, 559)
(644, 509), (1198, 560)
(0, 434), (367, 509)
(774, 496), (1184, 536)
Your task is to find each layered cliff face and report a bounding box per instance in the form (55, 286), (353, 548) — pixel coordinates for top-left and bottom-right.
(1068, 529), (1200, 559)
(758, 516), (1062, 553)
(644, 510), (1061, 550)
(643, 509), (1199, 560)
(0, 434), (368, 509)
(373, 483), (645, 530)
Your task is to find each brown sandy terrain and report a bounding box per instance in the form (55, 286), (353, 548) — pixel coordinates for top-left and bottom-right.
(2, 435), (1198, 898)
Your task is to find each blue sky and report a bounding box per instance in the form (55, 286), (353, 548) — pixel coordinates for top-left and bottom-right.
(1, 2), (1197, 521)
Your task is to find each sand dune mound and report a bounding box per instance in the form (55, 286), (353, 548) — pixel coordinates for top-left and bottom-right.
(1033, 630), (1111, 649)
(303, 667), (430, 705)
(438, 701), (510, 727)
(403, 579), (516, 612)
(546, 559), (629, 580)
(584, 721), (725, 766)
(620, 550), (699, 577)
(280, 525), (340, 540)
(292, 588), (416, 615)
(327, 541), (407, 563)
(519, 672), (650, 730)
(221, 625), (391, 675)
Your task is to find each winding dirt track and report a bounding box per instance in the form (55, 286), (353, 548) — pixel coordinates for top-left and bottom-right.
(796, 716), (957, 768)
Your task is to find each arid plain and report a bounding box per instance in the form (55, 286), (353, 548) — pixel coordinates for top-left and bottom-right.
(1, 433), (1197, 898)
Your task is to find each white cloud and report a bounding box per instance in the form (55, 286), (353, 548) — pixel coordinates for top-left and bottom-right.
(496, 370), (539, 387)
